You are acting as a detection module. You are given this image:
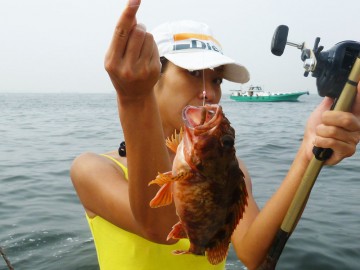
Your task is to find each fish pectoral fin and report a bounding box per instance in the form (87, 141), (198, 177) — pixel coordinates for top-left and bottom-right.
(206, 242), (229, 265)
(148, 172), (173, 186)
(166, 127), (183, 153)
(149, 170), (193, 187)
(167, 221), (188, 240)
(149, 182), (173, 208)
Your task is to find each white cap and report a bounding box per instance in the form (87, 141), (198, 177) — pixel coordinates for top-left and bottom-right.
(151, 20), (250, 83)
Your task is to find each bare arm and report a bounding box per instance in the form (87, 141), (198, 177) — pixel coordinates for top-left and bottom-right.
(232, 85), (360, 269)
(103, 0), (178, 243)
(70, 152), (142, 234)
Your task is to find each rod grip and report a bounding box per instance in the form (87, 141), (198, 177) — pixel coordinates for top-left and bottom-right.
(256, 230), (290, 270)
(256, 56), (360, 270)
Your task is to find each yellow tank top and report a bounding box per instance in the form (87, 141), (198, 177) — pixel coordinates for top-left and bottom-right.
(86, 154), (226, 270)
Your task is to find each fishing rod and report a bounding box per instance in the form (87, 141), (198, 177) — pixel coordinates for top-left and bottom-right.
(257, 25), (360, 270)
(0, 246), (14, 270)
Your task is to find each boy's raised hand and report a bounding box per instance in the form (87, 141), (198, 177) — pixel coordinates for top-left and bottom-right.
(105, 0), (161, 101)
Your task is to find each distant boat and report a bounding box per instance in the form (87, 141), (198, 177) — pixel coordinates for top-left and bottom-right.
(230, 86), (309, 102)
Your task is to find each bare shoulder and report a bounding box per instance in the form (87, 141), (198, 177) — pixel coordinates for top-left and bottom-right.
(70, 151), (126, 180)
(71, 152), (102, 171)
(71, 152), (105, 181)
(237, 157), (253, 193)
(70, 151), (130, 220)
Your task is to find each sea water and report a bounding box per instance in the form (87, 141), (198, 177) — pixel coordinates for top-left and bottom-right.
(0, 93), (359, 270)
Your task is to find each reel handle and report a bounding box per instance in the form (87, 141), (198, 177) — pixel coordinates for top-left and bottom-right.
(271, 25), (289, 56)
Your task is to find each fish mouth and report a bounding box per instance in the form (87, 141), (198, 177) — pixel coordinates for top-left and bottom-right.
(182, 104), (222, 132)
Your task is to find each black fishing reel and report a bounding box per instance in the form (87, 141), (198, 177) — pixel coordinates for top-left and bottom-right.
(271, 25), (360, 98)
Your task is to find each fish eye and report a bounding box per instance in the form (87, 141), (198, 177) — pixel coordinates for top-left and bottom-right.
(221, 134), (234, 149)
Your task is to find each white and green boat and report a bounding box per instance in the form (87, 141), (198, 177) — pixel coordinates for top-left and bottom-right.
(230, 86), (309, 102)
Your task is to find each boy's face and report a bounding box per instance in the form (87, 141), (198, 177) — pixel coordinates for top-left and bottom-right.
(155, 61), (223, 134)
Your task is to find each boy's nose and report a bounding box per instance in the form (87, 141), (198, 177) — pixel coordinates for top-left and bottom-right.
(200, 86), (216, 103)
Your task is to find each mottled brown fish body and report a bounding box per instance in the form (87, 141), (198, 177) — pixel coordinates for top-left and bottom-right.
(149, 104), (248, 265)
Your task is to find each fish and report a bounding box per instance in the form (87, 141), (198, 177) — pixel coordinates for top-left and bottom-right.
(148, 104), (248, 265)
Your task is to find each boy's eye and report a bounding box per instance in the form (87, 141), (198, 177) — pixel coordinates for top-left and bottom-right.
(188, 70), (223, 85)
(188, 70), (202, 77)
(214, 78), (223, 85)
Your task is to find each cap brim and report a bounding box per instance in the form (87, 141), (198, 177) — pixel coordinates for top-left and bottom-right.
(163, 51), (250, 83)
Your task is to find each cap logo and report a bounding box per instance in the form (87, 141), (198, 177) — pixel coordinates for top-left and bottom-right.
(172, 33), (223, 54)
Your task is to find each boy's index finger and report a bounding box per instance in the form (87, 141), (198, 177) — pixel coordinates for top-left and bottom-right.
(115, 0), (141, 39)
(108, 0), (141, 57)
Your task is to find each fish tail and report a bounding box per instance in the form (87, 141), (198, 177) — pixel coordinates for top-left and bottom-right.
(206, 242), (229, 265)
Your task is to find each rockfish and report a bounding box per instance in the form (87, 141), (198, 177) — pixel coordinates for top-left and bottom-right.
(149, 104), (248, 265)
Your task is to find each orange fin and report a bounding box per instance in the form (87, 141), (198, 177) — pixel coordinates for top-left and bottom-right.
(148, 172), (173, 187)
(167, 221), (188, 240)
(172, 250), (191, 255)
(166, 127), (183, 153)
(149, 171), (194, 187)
(149, 182), (173, 208)
(206, 242), (229, 265)
(149, 171), (194, 208)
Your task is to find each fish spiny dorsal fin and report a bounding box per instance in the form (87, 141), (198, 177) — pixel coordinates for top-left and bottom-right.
(166, 127), (183, 153)
(226, 176), (249, 234)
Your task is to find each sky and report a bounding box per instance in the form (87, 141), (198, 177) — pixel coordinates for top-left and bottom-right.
(0, 0), (359, 94)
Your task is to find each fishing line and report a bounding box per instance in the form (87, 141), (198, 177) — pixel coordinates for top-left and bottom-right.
(201, 26), (207, 106)
(202, 70), (206, 106)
